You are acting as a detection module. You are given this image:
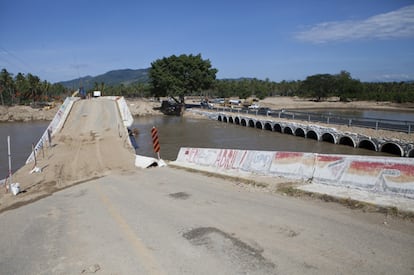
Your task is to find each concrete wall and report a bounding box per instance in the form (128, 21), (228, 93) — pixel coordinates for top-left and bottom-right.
(173, 147), (414, 199)
(110, 96), (133, 127)
(26, 97), (79, 164)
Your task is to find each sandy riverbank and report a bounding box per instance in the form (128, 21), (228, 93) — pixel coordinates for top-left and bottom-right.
(0, 98), (163, 122)
(259, 96), (414, 111)
(1, 97), (413, 122)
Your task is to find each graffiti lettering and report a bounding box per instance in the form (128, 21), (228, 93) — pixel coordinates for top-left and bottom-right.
(214, 149), (237, 169)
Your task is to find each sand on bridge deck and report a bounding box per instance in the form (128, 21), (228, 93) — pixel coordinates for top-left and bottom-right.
(0, 98), (137, 212)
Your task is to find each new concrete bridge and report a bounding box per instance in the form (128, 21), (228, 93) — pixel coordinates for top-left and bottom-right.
(215, 112), (414, 157)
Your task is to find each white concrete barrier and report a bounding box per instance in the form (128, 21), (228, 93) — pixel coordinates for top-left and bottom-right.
(135, 155), (167, 168)
(26, 97), (79, 164)
(312, 154), (414, 198)
(173, 147), (414, 199)
(114, 96), (133, 127)
(269, 151), (315, 180)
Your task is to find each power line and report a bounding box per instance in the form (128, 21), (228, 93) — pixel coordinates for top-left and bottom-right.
(0, 45), (35, 73)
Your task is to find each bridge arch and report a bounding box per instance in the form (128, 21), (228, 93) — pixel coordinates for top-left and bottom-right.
(306, 130), (318, 140)
(358, 139), (377, 151)
(408, 149), (414, 158)
(264, 122), (272, 131)
(256, 121), (263, 129)
(241, 118), (247, 126)
(321, 133), (335, 143)
(380, 142), (404, 157)
(273, 124), (282, 132)
(228, 117), (234, 123)
(283, 126), (293, 135)
(223, 116), (228, 123)
(218, 115), (223, 122)
(295, 128), (306, 137)
(339, 136), (355, 147)
(235, 117), (240, 125)
(248, 119), (255, 128)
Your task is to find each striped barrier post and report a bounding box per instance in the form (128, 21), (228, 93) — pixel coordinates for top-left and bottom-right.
(151, 126), (161, 159)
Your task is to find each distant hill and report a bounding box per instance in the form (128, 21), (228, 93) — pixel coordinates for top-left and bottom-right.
(58, 68), (150, 90)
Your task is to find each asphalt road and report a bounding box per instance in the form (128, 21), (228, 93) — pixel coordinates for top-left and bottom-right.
(1, 167), (413, 274)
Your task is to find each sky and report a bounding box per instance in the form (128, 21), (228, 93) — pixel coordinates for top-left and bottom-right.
(1, 0), (414, 83)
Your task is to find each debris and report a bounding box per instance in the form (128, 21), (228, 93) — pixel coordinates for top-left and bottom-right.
(30, 166), (42, 174)
(10, 183), (20, 196)
(81, 264), (101, 273)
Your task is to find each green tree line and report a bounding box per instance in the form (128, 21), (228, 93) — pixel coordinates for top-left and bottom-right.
(0, 68), (68, 105)
(1, 64), (413, 106)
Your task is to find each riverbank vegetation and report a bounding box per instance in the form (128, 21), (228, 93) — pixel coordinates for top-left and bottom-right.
(0, 69), (68, 106)
(1, 63), (413, 107)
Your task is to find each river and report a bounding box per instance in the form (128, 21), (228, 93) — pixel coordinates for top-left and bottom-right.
(131, 115), (396, 161)
(0, 115), (395, 179)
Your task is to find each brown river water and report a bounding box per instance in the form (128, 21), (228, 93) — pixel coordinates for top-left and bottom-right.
(0, 116), (394, 179)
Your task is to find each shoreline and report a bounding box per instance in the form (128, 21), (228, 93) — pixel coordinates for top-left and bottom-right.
(0, 96), (413, 122)
(259, 96), (414, 112)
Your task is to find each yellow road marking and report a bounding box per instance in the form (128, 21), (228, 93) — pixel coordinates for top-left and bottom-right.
(94, 183), (165, 275)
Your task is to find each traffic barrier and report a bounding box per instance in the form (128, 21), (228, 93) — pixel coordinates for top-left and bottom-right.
(312, 154), (414, 198)
(173, 147), (414, 199)
(151, 127), (160, 154)
(114, 96), (133, 127)
(26, 97), (79, 164)
(269, 151), (315, 180)
(135, 155), (167, 168)
(112, 97), (167, 167)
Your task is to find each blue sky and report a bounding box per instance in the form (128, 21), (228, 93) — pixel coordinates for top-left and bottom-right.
(1, 0), (413, 83)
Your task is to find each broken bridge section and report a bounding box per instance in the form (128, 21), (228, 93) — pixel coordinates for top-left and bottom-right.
(19, 97), (137, 189)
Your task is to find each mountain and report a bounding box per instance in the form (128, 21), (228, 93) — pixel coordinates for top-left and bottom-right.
(58, 68), (150, 90)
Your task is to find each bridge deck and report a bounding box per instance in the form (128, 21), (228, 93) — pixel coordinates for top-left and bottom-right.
(1, 98), (136, 211)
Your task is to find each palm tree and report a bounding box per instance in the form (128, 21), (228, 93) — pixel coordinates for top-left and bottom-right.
(27, 73), (40, 102)
(0, 69), (14, 105)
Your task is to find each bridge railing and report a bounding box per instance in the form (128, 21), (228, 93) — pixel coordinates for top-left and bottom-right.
(196, 105), (414, 134)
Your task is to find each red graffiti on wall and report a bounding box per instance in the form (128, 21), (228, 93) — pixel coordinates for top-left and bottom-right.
(316, 155), (343, 162)
(214, 149), (237, 169)
(350, 161), (414, 177)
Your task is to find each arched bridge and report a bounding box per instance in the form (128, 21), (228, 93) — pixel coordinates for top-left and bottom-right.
(217, 113), (414, 157)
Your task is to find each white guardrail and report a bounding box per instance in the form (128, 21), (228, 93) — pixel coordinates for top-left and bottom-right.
(25, 97), (79, 164)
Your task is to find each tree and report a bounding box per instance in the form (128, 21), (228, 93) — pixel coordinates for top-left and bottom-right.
(300, 74), (336, 101)
(26, 73), (41, 103)
(149, 54), (218, 103)
(0, 69), (14, 105)
(335, 70), (362, 101)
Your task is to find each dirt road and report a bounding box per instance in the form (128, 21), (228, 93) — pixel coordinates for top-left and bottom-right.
(1, 167), (413, 274)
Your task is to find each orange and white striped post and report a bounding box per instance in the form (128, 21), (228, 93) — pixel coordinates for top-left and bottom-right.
(151, 126), (161, 160)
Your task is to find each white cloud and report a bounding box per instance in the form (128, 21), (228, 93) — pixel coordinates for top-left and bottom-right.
(376, 73), (414, 82)
(295, 5), (414, 43)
